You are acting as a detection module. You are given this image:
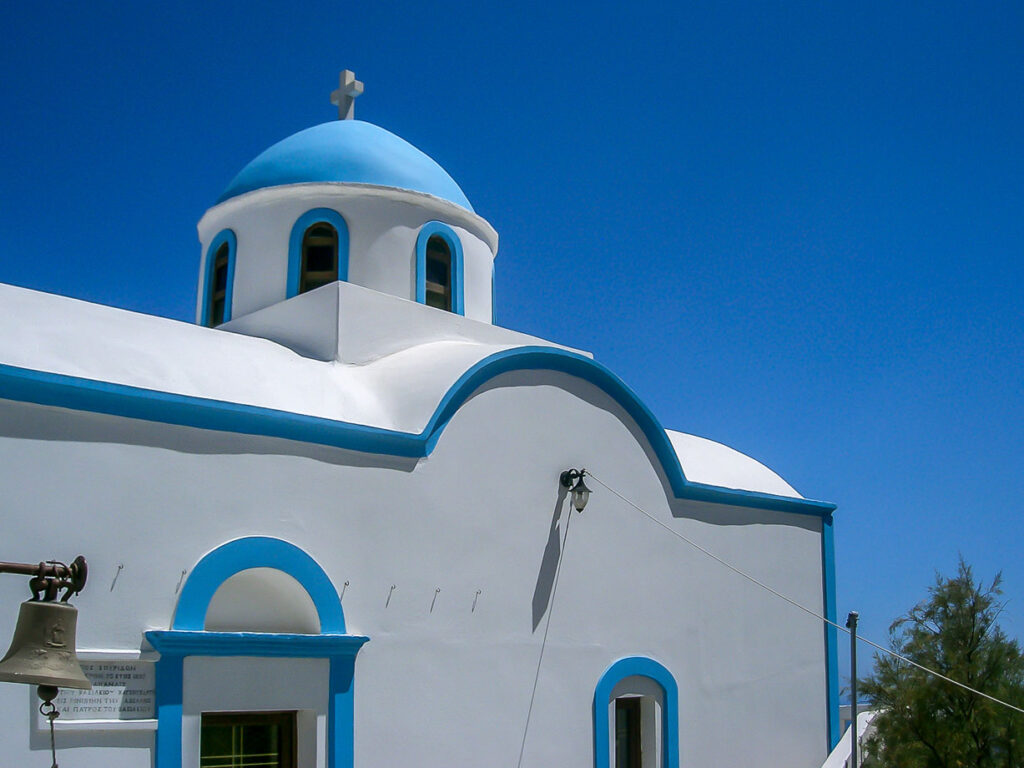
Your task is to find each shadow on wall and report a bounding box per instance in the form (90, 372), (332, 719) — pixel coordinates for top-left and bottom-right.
(0, 400), (417, 472)
(531, 481), (570, 631)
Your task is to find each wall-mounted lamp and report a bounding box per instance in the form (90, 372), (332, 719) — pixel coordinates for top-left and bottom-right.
(0, 556), (91, 766)
(559, 468), (592, 512)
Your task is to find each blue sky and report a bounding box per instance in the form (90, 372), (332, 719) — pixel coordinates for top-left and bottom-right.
(2, 2), (1021, 680)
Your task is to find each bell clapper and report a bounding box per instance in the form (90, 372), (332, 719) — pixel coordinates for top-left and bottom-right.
(37, 684), (61, 768)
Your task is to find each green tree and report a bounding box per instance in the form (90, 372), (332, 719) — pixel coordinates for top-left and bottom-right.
(860, 560), (1024, 768)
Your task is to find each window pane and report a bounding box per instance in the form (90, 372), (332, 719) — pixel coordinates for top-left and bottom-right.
(424, 235), (452, 311)
(426, 256), (449, 287)
(206, 243), (231, 328)
(301, 223), (338, 294)
(615, 698), (642, 768)
(201, 712), (295, 768)
(425, 289), (448, 310)
(305, 245), (335, 273)
(213, 262), (228, 293)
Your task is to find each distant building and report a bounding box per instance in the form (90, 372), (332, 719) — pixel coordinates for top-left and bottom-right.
(0, 74), (839, 767)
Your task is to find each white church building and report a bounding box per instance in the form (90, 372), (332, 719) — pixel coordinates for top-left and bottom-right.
(0, 74), (840, 768)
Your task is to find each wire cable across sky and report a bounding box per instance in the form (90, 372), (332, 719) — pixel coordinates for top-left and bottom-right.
(584, 471), (1024, 717)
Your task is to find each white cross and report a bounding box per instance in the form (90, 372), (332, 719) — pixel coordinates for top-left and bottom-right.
(330, 70), (364, 120)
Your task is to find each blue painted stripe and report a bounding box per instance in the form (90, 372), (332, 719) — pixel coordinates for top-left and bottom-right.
(146, 630), (368, 657)
(154, 653), (183, 768)
(0, 348), (835, 517)
(329, 657), (357, 768)
(822, 514), (840, 749)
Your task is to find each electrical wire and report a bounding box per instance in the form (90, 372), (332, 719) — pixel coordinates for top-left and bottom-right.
(517, 497), (576, 768)
(585, 470), (1024, 717)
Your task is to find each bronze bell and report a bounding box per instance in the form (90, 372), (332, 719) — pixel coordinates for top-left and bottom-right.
(0, 600), (91, 689)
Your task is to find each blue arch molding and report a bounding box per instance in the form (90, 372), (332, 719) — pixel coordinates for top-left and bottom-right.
(200, 229), (237, 327)
(594, 656), (679, 768)
(287, 208), (350, 298)
(171, 535), (346, 632)
(0, 347), (839, 744)
(415, 221), (465, 315)
(146, 537), (367, 768)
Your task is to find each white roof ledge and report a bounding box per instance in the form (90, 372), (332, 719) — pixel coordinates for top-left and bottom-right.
(665, 430), (803, 499)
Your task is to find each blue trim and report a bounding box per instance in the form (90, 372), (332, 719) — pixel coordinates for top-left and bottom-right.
(491, 263), (496, 324)
(147, 538), (365, 768)
(200, 229), (237, 327)
(415, 221), (464, 315)
(173, 536), (345, 632)
(287, 209), (350, 298)
(329, 657), (356, 768)
(822, 514), (840, 749)
(154, 653), (183, 768)
(146, 630), (368, 658)
(593, 656), (679, 768)
(0, 350), (835, 517)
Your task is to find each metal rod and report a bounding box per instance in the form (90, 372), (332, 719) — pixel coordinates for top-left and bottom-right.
(847, 611), (859, 768)
(0, 556), (88, 601)
(0, 561), (70, 577)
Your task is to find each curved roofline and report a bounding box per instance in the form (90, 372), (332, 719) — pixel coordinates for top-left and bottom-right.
(216, 120), (474, 211)
(0, 348), (834, 517)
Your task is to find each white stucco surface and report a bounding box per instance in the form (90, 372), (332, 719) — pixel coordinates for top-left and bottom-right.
(0, 371), (830, 767)
(0, 282), (803, 499)
(196, 183), (498, 323)
(665, 430), (803, 498)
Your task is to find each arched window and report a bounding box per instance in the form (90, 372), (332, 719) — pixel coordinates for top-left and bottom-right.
(594, 657), (679, 768)
(415, 221), (464, 315)
(202, 229), (237, 327)
(424, 235), (452, 310)
(300, 223), (338, 293)
(287, 209), (350, 298)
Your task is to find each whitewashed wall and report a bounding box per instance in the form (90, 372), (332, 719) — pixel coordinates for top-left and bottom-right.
(0, 371), (828, 768)
(196, 184), (498, 324)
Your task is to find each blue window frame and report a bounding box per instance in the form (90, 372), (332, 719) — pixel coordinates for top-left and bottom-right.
(147, 537), (367, 768)
(201, 230), (237, 327)
(415, 221), (464, 315)
(287, 209), (350, 298)
(594, 656), (679, 768)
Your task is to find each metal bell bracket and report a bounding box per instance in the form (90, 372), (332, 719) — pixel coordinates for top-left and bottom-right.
(0, 555), (89, 768)
(0, 556), (88, 602)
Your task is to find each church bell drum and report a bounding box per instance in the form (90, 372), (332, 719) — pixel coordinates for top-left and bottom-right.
(0, 600), (91, 689)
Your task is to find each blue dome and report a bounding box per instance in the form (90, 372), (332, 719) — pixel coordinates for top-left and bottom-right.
(217, 120), (473, 211)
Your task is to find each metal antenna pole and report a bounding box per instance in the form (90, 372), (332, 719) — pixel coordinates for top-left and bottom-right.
(847, 611), (860, 768)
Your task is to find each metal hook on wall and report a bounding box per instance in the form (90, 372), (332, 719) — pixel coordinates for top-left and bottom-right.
(430, 587), (441, 613)
(472, 589), (482, 612)
(109, 563), (124, 592)
(340, 580), (350, 601)
(385, 584), (396, 608)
